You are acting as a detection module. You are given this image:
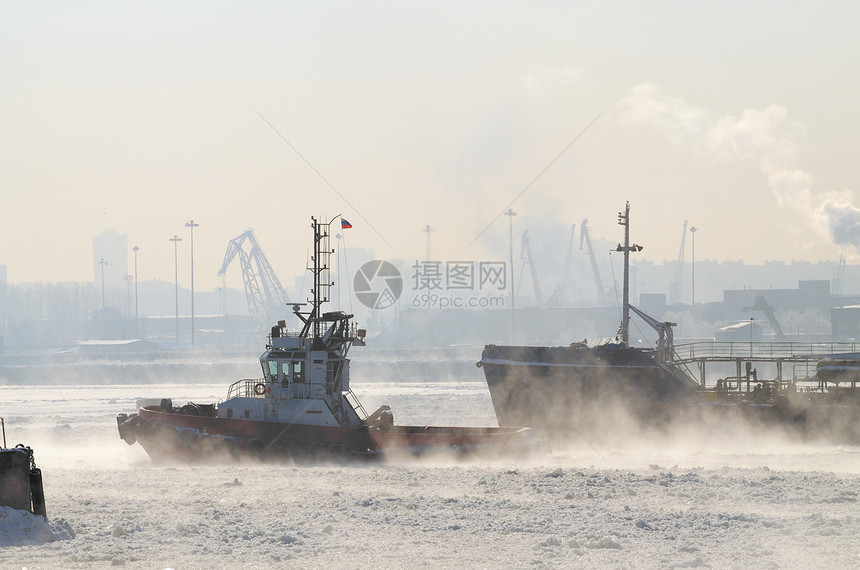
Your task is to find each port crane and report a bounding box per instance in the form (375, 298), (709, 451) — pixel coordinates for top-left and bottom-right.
(580, 218), (611, 305)
(562, 224), (576, 296)
(834, 251), (847, 295)
(669, 220), (688, 304)
(218, 229), (291, 332)
(519, 226), (578, 307)
(743, 295), (785, 341)
(520, 230), (544, 306)
(545, 224), (577, 306)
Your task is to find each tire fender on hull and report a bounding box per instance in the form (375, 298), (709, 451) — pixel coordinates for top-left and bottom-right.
(116, 413), (141, 445)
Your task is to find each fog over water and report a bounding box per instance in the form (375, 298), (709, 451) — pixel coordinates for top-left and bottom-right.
(2, 372), (859, 568)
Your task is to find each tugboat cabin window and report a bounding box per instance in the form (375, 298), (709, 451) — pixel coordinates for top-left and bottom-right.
(266, 360), (278, 382)
(293, 361), (305, 383)
(280, 362), (289, 387)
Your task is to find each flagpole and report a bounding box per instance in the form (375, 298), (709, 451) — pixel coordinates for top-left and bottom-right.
(337, 216), (352, 313)
(336, 233), (341, 311)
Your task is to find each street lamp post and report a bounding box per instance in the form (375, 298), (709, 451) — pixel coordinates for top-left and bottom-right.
(504, 209), (517, 336)
(185, 220), (199, 348)
(132, 246), (139, 338)
(335, 233), (341, 311)
(422, 224), (434, 262)
(124, 274), (133, 321)
(220, 274), (227, 316)
(99, 258), (108, 310)
(749, 317), (755, 357)
(690, 226), (697, 306)
(169, 235), (182, 348)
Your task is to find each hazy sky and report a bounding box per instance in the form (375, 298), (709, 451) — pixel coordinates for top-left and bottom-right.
(2, 1), (859, 291)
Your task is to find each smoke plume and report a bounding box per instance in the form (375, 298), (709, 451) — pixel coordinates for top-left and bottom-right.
(617, 84), (860, 250)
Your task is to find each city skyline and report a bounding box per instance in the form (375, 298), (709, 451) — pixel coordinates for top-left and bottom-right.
(2, 233), (853, 304)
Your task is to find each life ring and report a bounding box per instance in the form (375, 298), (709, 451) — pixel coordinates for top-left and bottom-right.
(253, 382), (269, 396)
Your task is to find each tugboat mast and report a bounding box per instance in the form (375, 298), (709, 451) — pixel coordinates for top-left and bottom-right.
(300, 216), (334, 341)
(615, 202), (643, 347)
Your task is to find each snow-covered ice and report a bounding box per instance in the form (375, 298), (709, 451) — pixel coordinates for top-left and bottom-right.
(0, 506), (74, 547)
(2, 382), (859, 568)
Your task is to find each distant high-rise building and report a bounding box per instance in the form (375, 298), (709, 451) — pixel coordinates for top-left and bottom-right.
(1, 264), (6, 345)
(93, 229), (128, 288)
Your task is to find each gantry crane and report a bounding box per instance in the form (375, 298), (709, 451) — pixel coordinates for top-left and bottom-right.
(562, 223), (576, 297)
(580, 218), (610, 305)
(520, 226), (577, 308)
(743, 295), (785, 340)
(520, 230), (544, 306)
(545, 224), (577, 307)
(669, 220), (688, 304)
(834, 251), (847, 295)
(218, 229), (291, 332)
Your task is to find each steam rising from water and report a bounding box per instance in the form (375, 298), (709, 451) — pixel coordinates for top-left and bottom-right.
(6, 377), (858, 473)
(618, 84), (860, 251)
(4, 376), (860, 567)
(486, 354), (860, 474)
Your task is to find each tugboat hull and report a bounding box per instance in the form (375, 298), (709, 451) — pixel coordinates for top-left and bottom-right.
(118, 405), (539, 462)
(122, 406), (371, 460)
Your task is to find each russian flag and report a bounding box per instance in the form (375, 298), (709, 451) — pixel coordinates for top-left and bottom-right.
(341, 219), (353, 229)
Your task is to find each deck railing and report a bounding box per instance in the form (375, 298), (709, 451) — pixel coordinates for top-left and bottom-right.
(671, 341), (860, 363)
(345, 389), (368, 421)
(225, 378), (267, 400)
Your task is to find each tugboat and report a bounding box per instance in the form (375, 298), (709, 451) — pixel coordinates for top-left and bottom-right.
(117, 216), (540, 462)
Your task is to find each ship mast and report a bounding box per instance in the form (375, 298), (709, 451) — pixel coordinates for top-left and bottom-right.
(615, 202), (642, 347)
(299, 216), (333, 340)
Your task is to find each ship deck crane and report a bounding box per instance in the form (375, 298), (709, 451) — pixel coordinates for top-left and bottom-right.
(628, 304), (675, 361)
(218, 229), (291, 332)
(628, 304), (700, 388)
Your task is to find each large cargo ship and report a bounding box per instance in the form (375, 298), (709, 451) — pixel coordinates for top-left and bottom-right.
(479, 203), (860, 447)
(117, 217), (540, 462)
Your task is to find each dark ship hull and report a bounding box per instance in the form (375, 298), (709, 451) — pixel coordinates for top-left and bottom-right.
(480, 343), (860, 447)
(480, 343), (704, 446)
